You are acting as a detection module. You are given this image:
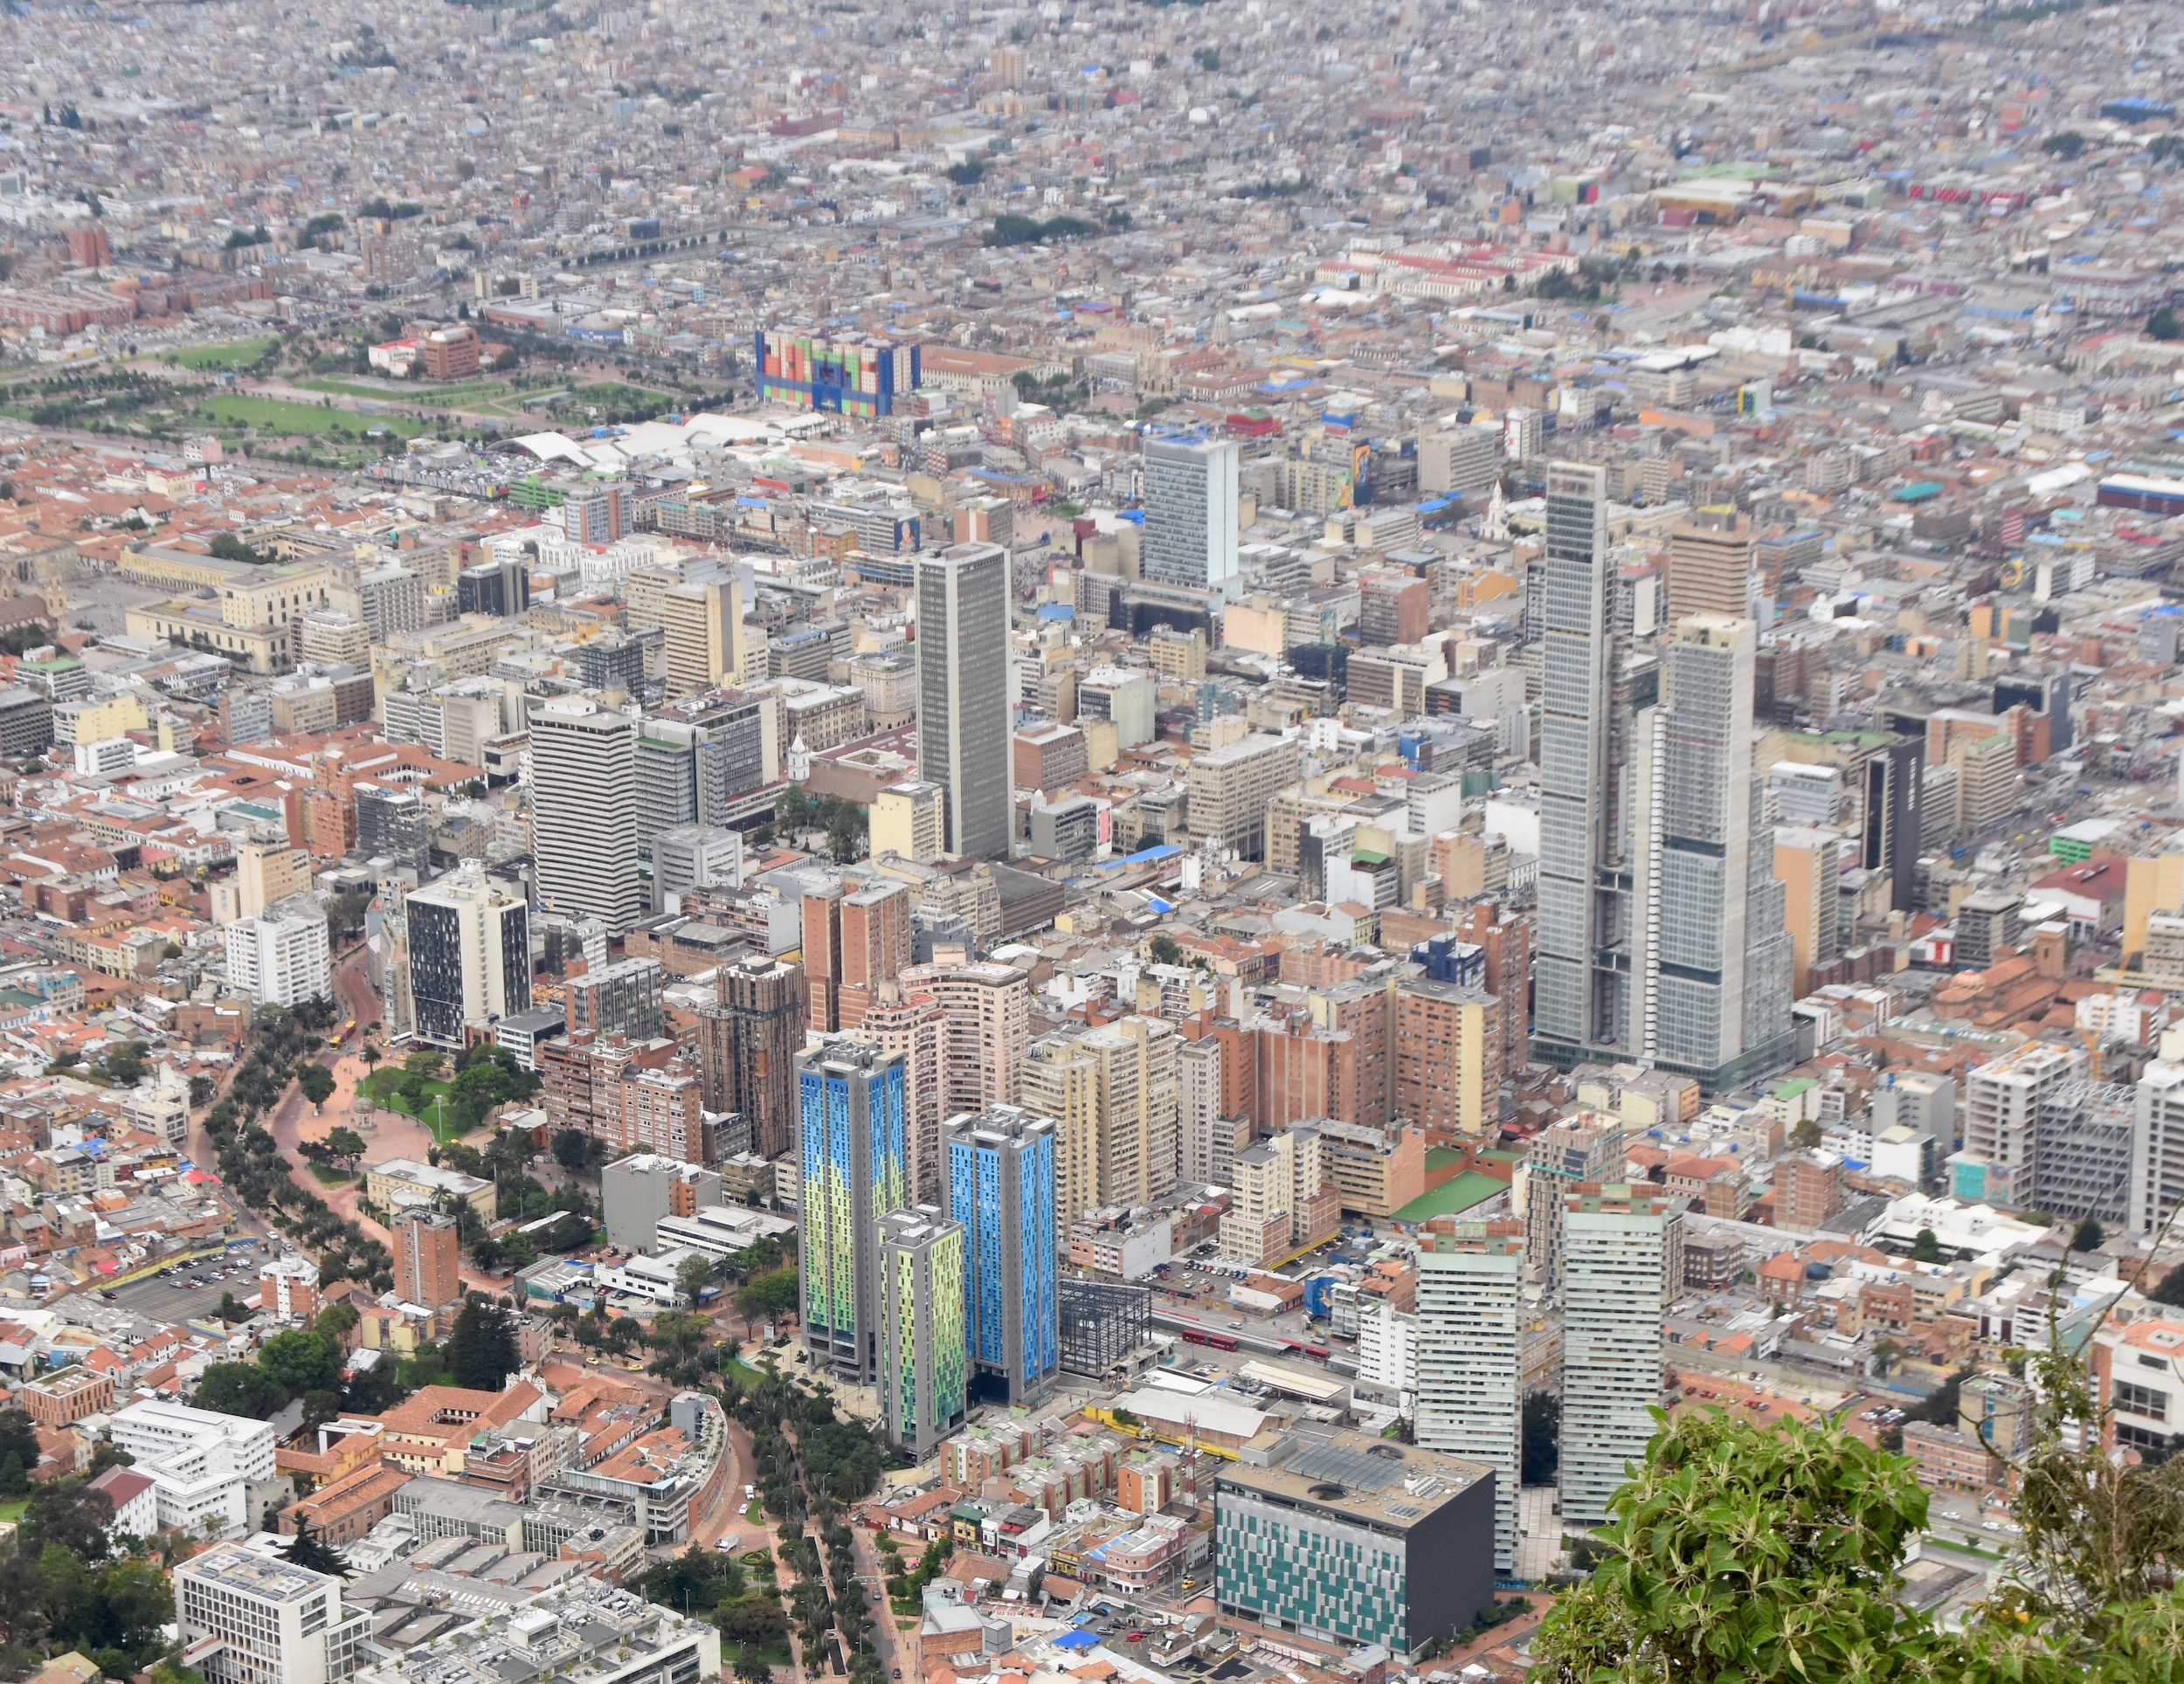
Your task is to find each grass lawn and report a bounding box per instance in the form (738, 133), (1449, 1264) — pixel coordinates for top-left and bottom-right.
(0, 1499), (26, 1523)
(360, 1068), (467, 1141)
(309, 1163), (355, 1187)
(1393, 1170), (1510, 1225)
(298, 376), (514, 410)
(175, 338), (276, 370)
(197, 393), (433, 441)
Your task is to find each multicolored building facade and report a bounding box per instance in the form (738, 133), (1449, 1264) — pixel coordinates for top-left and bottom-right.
(878, 1206), (966, 1454)
(798, 1039), (907, 1384)
(945, 1106), (1059, 1407)
(755, 329), (921, 418)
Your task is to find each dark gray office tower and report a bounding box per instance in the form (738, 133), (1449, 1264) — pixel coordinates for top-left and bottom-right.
(0, 687), (53, 758)
(916, 542), (1011, 859)
(457, 557), (531, 619)
(356, 783), (430, 873)
(1863, 735), (1925, 914)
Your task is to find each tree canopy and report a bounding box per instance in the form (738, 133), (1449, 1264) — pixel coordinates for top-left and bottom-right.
(446, 1294), (520, 1391)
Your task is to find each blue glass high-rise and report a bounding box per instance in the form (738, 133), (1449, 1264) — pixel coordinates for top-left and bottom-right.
(944, 1106), (1058, 1406)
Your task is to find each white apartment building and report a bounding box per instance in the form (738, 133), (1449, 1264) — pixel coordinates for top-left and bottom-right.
(176, 1536), (369, 1684)
(223, 900), (330, 1009)
(1415, 1221), (1525, 1573)
(1355, 1298), (1419, 1417)
(110, 1398), (277, 1536)
(1559, 1190), (1679, 1530)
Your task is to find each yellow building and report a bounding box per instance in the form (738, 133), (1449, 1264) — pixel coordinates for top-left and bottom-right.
(871, 779), (944, 865)
(660, 576), (743, 696)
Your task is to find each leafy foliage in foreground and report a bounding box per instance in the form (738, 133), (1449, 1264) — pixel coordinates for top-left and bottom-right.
(1531, 1406), (2184, 1684)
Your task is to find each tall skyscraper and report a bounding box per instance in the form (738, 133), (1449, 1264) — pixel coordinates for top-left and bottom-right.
(798, 1040), (908, 1384)
(1415, 1218), (1525, 1574)
(1773, 825), (1843, 997)
(1560, 1185), (1678, 1529)
(1143, 432), (1240, 595)
(1532, 461), (1791, 1093)
(698, 956), (808, 1160)
(1643, 614), (1794, 1089)
(529, 694), (644, 934)
(877, 1206), (966, 1454)
(916, 542), (1012, 859)
(1532, 462), (1631, 1066)
(945, 1106), (1059, 1408)
(404, 862), (530, 1046)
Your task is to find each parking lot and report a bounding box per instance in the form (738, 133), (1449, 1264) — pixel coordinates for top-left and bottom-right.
(100, 1242), (273, 1325)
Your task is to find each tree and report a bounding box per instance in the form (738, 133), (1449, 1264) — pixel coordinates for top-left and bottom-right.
(775, 785), (815, 832)
(2150, 1264), (2184, 1307)
(735, 1268), (798, 1335)
(2071, 1215), (2105, 1253)
(191, 1361), (285, 1418)
(553, 1128), (593, 1173)
(446, 1294), (520, 1391)
(23, 1478), (117, 1562)
(1531, 1409), (2058, 1684)
(2042, 129), (2087, 160)
(404, 1049), (446, 1079)
(285, 1513), (349, 1577)
(1788, 1116), (1821, 1149)
(297, 1062), (337, 1108)
(324, 1126), (366, 1165)
(1521, 1391), (1559, 1486)
(215, 1291), (251, 1325)
(259, 1329), (344, 1396)
(2151, 306), (2182, 342)
(1904, 1364), (1972, 1428)
(678, 1253), (718, 1304)
(1911, 1226), (1943, 1264)
(1146, 934), (1184, 967)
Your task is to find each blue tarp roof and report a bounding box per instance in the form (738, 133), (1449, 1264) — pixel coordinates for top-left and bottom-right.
(1054, 1631), (1100, 1651)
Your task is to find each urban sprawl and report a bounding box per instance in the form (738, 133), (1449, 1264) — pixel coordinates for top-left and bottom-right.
(0, 3), (2178, 1684)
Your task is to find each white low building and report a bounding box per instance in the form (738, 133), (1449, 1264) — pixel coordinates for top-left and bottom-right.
(109, 1398), (276, 1536)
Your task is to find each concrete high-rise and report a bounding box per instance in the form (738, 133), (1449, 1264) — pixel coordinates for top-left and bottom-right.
(1667, 506), (1756, 622)
(916, 542), (1012, 859)
(798, 1039), (908, 1384)
(900, 959), (1029, 1114)
(529, 694), (644, 934)
(224, 901), (331, 1011)
(1559, 1186), (1679, 1529)
(1773, 825), (1843, 997)
(945, 1106), (1059, 1407)
(404, 862), (530, 1047)
(697, 956), (808, 1159)
(1532, 461), (1635, 1066)
(390, 1209), (463, 1312)
(877, 1207), (967, 1454)
(660, 576), (743, 696)
(1524, 1111), (1625, 1289)
(1022, 1033), (1101, 1239)
(1641, 615), (1794, 1089)
(1415, 1219), (1525, 1574)
(861, 985), (947, 1204)
(1143, 432), (1240, 595)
